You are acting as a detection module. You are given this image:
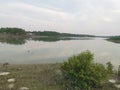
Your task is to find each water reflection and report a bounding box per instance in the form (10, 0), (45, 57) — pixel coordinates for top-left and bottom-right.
(0, 38), (26, 45)
(32, 37), (62, 42)
(0, 37), (93, 44)
(0, 38), (119, 69)
(32, 37), (93, 42)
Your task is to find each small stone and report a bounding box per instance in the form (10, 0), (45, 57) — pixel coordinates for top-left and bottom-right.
(55, 70), (62, 75)
(8, 83), (14, 89)
(115, 84), (120, 88)
(20, 87), (29, 90)
(8, 78), (15, 83)
(0, 72), (10, 76)
(17, 68), (22, 70)
(118, 65), (120, 76)
(108, 79), (116, 83)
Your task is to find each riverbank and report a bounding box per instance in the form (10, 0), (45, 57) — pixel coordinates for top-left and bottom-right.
(107, 39), (120, 43)
(0, 64), (63, 90)
(0, 64), (119, 90)
(106, 36), (120, 43)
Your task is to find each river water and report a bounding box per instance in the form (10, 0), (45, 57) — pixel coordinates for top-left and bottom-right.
(0, 38), (120, 69)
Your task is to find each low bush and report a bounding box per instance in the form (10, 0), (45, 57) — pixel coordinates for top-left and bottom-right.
(61, 51), (113, 90)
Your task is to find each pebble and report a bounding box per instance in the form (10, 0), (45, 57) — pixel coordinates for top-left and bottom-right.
(114, 84), (120, 88)
(8, 83), (14, 89)
(108, 79), (116, 83)
(0, 72), (10, 76)
(7, 78), (15, 83)
(20, 87), (29, 90)
(17, 67), (22, 70)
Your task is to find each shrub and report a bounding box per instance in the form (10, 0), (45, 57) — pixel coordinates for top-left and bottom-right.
(61, 51), (111, 90)
(106, 62), (113, 75)
(0, 27), (26, 35)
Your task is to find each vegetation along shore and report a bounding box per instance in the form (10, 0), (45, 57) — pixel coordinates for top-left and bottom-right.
(107, 36), (120, 43)
(0, 51), (120, 90)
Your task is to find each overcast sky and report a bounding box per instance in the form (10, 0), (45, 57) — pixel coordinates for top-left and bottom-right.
(0, 0), (120, 35)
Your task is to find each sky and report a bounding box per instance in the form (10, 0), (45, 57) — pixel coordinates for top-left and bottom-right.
(0, 0), (120, 35)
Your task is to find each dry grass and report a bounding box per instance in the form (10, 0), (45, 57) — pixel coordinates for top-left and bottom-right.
(0, 64), (63, 90)
(0, 64), (119, 90)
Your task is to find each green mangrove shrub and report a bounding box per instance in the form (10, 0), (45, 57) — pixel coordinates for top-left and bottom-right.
(61, 51), (112, 90)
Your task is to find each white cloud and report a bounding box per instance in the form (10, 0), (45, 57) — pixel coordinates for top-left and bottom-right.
(0, 0), (120, 35)
(112, 10), (120, 13)
(0, 2), (75, 31)
(103, 17), (112, 22)
(0, 2), (75, 22)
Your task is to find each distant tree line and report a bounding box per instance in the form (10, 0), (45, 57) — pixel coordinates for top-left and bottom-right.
(107, 36), (120, 43)
(32, 31), (61, 37)
(0, 27), (95, 37)
(109, 36), (120, 40)
(0, 27), (26, 35)
(31, 31), (95, 37)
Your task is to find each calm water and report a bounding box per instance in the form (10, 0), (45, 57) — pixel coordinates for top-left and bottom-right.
(0, 38), (120, 69)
